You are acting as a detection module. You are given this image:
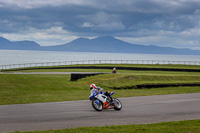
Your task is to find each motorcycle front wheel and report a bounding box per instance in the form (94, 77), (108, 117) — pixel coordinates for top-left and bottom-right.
(92, 98), (103, 111)
(113, 98), (122, 111)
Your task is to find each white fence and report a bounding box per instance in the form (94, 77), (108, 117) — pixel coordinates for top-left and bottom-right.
(0, 60), (200, 70)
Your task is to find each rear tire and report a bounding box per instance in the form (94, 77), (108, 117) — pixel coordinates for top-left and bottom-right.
(113, 98), (122, 111)
(92, 98), (103, 111)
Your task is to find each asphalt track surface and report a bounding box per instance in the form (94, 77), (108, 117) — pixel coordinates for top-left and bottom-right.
(0, 93), (200, 132)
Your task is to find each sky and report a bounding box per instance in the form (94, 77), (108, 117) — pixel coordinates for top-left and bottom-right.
(0, 0), (200, 50)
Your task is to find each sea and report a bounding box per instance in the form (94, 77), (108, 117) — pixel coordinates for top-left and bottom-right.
(0, 49), (200, 66)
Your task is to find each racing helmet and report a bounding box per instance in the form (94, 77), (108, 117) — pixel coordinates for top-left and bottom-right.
(90, 83), (96, 90)
(105, 91), (110, 96)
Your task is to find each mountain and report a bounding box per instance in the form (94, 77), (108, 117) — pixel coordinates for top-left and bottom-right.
(0, 37), (12, 49)
(0, 37), (41, 50)
(0, 36), (200, 55)
(42, 37), (91, 51)
(44, 36), (200, 55)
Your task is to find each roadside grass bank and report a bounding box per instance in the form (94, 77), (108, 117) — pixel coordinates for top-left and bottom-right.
(1, 73), (200, 105)
(2, 64), (200, 72)
(3, 69), (200, 76)
(11, 119), (200, 133)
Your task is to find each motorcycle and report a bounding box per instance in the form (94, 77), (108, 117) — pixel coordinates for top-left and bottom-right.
(89, 91), (122, 111)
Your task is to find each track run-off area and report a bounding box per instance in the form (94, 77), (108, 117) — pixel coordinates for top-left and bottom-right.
(0, 93), (200, 132)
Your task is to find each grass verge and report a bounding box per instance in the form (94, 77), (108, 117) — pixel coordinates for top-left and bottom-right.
(1, 73), (200, 105)
(11, 119), (200, 133)
(2, 64), (200, 72)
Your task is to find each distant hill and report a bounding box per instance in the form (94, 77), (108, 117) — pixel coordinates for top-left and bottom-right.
(0, 37), (41, 50)
(44, 36), (200, 55)
(0, 36), (200, 55)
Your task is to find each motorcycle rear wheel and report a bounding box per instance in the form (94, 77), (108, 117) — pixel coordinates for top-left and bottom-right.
(113, 98), (122, 111)
(92, 98), (103, 111)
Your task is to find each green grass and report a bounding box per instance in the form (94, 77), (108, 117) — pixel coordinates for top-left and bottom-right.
(1, 73), (200, 105)
(6, 69), (200, 76)
(3, 64), (200, 72)
(10, 119), (200, 133)
(1, 64), (200, 105)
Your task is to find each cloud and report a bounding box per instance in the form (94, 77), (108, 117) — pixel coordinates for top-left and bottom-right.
(0, 0), (95, 9)
(94, 22), (125, 31)
(0, 0), (200, 49)
(0, 26), (78, 46)
(117, 28), (200, 50)
(79, 12), (125, 31)
(81, 22), (94, 28)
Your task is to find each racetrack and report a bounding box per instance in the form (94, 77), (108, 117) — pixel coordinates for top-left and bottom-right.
(0, 93), (200, 132)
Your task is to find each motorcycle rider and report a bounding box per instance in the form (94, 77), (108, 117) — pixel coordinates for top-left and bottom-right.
(89, 83), (103, 98)
(112, 67), (117, 73)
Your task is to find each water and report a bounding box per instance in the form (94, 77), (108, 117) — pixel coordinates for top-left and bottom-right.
(0, 49), (200, 66)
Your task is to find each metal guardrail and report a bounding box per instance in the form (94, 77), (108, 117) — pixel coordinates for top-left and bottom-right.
(0, 60), (200, 70)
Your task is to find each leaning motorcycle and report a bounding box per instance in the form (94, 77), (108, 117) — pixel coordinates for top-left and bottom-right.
(89, 91), (122, 111)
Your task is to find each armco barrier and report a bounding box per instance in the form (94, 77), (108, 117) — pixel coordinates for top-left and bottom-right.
(111, 82), (200, 89)
(3, 66), (200, 73)
(0, 60), (200, 71)
(70, 72), (108, 81)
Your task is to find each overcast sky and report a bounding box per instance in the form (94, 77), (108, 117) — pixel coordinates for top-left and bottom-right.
(0, 0), (200, 50)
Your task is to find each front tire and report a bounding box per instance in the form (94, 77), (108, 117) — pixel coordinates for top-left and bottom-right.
(92, 98), (103, 111)
(113, 98), (122, 111)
